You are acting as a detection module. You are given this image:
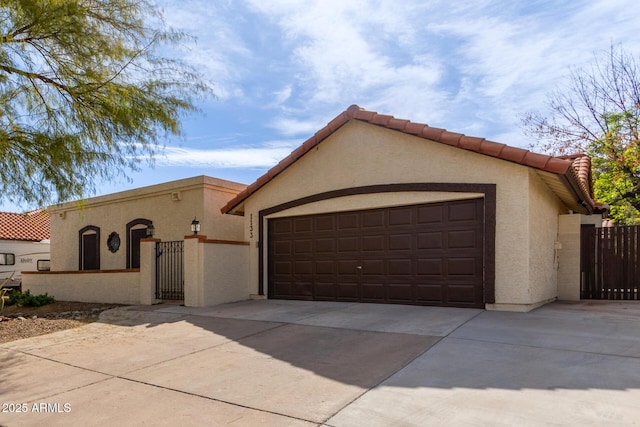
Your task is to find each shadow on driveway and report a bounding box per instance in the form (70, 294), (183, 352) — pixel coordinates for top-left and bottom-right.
(2, 300), (640, 426)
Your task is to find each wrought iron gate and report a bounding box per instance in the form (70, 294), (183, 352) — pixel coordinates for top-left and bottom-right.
(581, 225), (640, 300)
(156, 241), (184, 300)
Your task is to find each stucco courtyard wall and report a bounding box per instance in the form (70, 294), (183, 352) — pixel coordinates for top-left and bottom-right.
(23, 270), (141, 305)
(183, 236), (250, 307)
(240, 121), (560, 310)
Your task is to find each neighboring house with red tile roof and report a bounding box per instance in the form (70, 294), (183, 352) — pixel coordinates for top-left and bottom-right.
(1, 209), (51, 289)
(23, 106), (605, 310)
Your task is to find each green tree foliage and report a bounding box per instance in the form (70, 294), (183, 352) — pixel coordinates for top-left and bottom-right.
(522, 45), (640, 224)
(0, 0), (209, 207)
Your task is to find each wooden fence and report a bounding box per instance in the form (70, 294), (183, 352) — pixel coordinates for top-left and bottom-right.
(580, 225), (640, 300)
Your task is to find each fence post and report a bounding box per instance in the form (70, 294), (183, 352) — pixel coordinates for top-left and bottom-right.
(139, 238), (161, 305)
(183, 235), (206, 307)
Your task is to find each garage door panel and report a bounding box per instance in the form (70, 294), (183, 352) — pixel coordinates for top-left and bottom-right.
(295, 217), (313, 233)
(268, 198), (484, 308)
(338, 237), (359, 253)
(295, 261), (312, 275)
(415, 284), (443, 303)
(274, 261), (292, 275)
(417, 258), (443, 276)
(272, 281), (293, 298)
(417, 232), (443, 250)
(362, 259), (384, 275)
(361, 283), (385, 301)
(448, 230), (479, 249)
(388, 259), (413, 276)
(315, 260), (335, 275)
(315, 216), (335, 232)
(274, 240), (292, 255)
(362, 235), (385, 251)
(448, 200), (481, 222)
(362, 211), (385, 228)
(338, 213), (359, 230)
(337, 283), (359, 299)
(338, 259), (359, 275)
(389, 234), (413, 251)
(315, 282), (336, 299)
(272, 220), (292, 234)
(387, 284), (413, 302)
(389, 207), (413, 226)
(315, 238), (335, 253)
(293, 282), (313, 298)
(417, 205), (444, 224)
(293, 239), (312, 254)
(447, 258), (479, 276)
(446, 284), (480, 304)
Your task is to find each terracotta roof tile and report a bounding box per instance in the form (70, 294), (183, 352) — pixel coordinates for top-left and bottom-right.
(388, 118), (410, 130)
(477, 140), (506, 157)
(498, 146), (528, 164)
(371, 113), (393, 126)
(0, 209), (50, 241)
(221, 105), (597, 215)
(543, 158), (572, 175)
(352, 108), (376, 121)
(521, 152), (552, 170)
(458, 136), (484, 151)
(420, 126), (445, 140)
(327, 111), (350, 131)
(440, 131), (463, 147)
(403, 122), (426, 135)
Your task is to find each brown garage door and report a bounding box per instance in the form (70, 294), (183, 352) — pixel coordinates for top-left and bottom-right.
(268, 198), (485, 308)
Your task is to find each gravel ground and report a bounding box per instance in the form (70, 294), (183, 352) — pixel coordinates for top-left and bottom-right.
(0, 301), (124, 343)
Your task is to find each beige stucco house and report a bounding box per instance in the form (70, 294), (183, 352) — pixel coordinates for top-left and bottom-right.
(222, 105), (605, 312)
(24, 176), (248, 305)
(25, 105), (603, 311)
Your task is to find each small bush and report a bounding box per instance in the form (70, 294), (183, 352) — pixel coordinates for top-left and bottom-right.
(6, 290), (55, 308)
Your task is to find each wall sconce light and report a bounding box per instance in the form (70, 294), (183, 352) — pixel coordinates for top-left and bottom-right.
(146, 223), (155, 237)
(191, 217), (200, 235)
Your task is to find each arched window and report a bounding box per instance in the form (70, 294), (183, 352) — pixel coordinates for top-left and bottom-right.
(126, 218), (152, 269)
(79, 225), (100, 270)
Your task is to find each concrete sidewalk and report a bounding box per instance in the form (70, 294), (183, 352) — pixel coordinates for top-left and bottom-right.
(1, 300), (640, 426)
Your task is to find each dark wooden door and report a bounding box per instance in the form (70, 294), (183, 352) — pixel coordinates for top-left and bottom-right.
(82, 233), (99, 270)
(268, 199), (485, 308)
(130, 228), (147, 269)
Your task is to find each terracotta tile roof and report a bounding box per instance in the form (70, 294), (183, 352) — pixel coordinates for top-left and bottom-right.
(221, 105), (596, 214)
(0, 209), (50, 241)
(557, 154), (596, 208)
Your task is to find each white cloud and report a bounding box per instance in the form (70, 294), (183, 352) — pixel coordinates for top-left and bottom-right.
(165, 1), (640, 144)
(156, 141), (300, 168)
(156, 0), (253, 100)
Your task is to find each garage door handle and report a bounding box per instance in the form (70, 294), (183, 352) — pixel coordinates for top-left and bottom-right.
(356, 266), (363, 270)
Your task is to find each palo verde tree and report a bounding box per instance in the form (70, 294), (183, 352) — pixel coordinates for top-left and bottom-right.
(522, 45), (640, 225)
(0, 0), (209, 207)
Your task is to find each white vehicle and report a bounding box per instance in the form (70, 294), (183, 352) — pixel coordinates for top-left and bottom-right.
(0, 239), (50, 291)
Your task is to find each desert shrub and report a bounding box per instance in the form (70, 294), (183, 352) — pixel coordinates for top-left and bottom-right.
(6, 290), (55, 308)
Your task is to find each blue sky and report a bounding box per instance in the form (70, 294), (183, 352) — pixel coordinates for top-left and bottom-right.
(2, 0), (639, 212)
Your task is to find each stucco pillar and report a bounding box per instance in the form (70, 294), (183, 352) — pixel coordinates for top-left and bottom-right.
(139, 238), (161, 305)
(183, 235), (206, 307)
(557, 214), (581, 301)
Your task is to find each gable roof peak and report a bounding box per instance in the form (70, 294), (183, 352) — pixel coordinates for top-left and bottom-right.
(221, 105), (597, 215)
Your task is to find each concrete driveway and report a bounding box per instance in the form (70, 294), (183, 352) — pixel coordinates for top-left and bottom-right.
(2, 300), (640, 426)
